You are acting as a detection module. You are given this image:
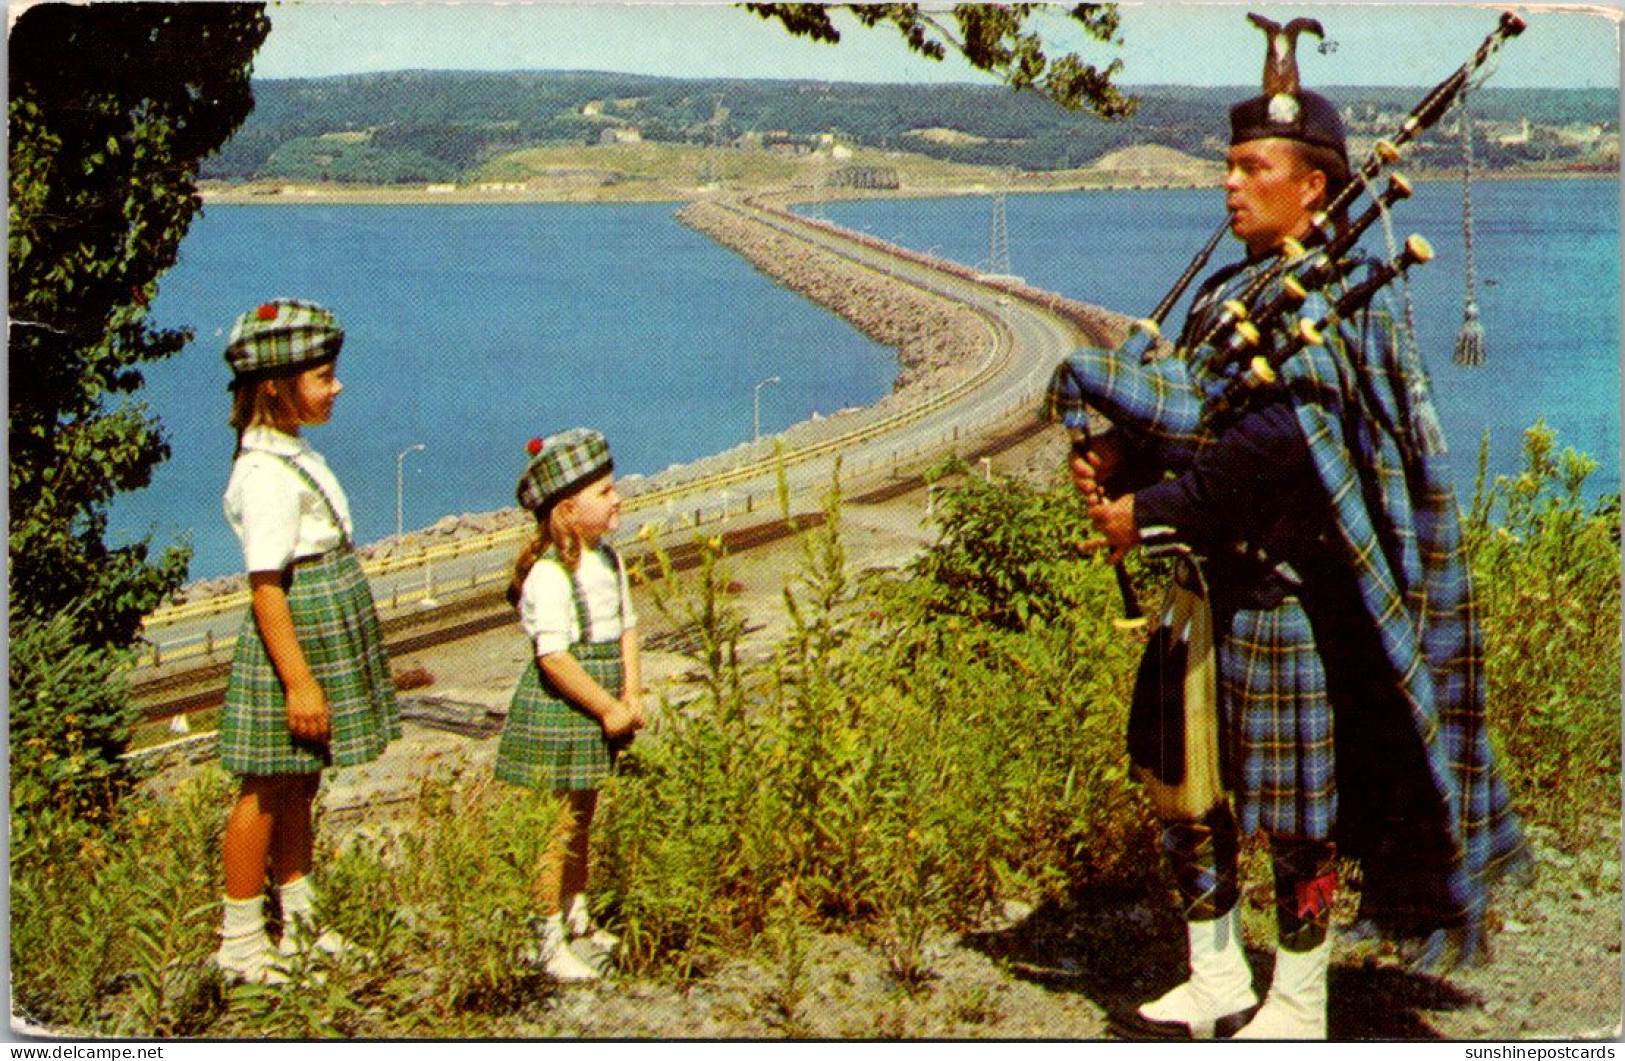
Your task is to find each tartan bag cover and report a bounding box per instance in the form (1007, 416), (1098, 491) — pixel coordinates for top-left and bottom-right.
(496, 546), (627, 791)
(1045, 250), (1528, 952)
(219, 457), (400, 775)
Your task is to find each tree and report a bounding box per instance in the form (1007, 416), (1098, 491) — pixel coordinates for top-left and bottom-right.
(745, 3), (1136, 119)
(9, 2), (270, 804)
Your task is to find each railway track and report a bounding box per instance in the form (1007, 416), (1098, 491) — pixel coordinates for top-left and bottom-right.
(132, 416), (1052, 723)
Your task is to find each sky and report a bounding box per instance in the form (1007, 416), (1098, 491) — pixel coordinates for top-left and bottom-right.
(251, 1), (1623, 90)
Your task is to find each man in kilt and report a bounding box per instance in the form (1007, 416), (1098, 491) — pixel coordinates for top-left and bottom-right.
(1048, 22), (1529, 1040)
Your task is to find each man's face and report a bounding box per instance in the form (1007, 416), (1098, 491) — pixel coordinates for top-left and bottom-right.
(1224, 138), (1326, 256)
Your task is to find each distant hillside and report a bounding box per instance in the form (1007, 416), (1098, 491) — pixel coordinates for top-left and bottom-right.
(205, 70), (1619, 185)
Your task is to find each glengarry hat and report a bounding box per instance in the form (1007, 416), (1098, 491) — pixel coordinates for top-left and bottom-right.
(516, 428), (615, 513)
(1229, 13), (1347, 161)
(224, 298), (344, 388)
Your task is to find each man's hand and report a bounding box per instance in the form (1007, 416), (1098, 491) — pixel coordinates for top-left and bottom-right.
(1078, 493), (1140, 566)
(624, 695), (647, 731)
(1068, 429), (1127, 505)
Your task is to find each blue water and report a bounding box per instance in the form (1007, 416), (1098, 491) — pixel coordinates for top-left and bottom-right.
(111, 182), (1618, 581)
(824, 178), (1620, 509)
(113, 203), (898, 578)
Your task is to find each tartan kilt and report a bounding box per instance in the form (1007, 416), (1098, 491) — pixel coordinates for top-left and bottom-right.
(1219, 599), (1337, 841)
(496, 640), (625, 792)
(220, 549), (401, 775)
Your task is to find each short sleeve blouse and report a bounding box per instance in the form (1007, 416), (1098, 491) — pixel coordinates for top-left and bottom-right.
(223, 425), (353, 573)
(518, 548), (637, 657)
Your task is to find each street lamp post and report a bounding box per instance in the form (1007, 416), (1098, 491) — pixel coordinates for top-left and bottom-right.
(395, 443), (437, 609)
(395, 443), (425, 539)
(753, 375), (780, 444)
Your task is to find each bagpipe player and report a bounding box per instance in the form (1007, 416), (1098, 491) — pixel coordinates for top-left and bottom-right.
(1047, 13), (1531, 1040)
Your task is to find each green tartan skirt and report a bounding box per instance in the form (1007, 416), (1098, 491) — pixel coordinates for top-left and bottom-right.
(220, 549), (401, 776)
(496, 641), (625, 792)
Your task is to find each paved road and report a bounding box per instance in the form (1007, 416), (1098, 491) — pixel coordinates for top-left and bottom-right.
(134, 203), (1088, 679)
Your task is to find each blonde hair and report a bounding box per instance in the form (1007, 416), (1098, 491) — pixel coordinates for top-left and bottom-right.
(507, 497), (588, 607)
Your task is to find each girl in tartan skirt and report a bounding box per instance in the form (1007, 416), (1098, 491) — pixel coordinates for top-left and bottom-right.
(214, 299), (400, 984)
(500, 428), (643, 981)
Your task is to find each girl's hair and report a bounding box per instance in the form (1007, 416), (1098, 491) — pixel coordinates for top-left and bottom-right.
(507, 497), (588, 607)
(230, 374), (301, 434)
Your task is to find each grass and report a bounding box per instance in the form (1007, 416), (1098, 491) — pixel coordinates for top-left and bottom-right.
(10, 425), (1619, 1036)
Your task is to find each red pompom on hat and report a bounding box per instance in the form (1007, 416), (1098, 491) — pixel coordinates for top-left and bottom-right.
(256, 303), (280, 321)
(526, 437), (544, 456)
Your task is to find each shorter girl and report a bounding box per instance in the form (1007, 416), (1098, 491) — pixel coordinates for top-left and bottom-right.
(215, 299), (400, 984)
(498, 428), (644, 981)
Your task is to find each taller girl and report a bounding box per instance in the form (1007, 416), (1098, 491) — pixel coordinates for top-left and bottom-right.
(215, 299), (400, 983)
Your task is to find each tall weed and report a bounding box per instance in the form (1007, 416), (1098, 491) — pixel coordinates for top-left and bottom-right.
(1465, 422), (1621, 848)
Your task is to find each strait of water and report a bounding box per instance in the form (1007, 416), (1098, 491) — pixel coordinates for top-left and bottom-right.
(110, 181), (1619, 580)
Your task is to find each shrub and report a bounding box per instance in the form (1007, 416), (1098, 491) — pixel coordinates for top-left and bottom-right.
(9, 609), (146, 820)
(1465, 422), (1622, 848)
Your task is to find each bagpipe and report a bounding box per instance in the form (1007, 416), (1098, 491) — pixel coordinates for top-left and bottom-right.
(1056, 10), (1526, 624)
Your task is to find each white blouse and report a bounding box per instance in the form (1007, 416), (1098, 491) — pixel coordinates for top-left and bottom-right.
(518, 547), (637, 657)
(223, 426), (353, 573)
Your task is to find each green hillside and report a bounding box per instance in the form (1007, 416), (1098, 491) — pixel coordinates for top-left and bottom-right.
(204, 70), (1619, 185)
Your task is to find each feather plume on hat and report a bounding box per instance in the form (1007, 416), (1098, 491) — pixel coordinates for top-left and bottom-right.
(1247, 13), (1325, 123)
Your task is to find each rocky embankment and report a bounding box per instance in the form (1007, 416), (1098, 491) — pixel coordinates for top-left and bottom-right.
(676, 200), (988, 392)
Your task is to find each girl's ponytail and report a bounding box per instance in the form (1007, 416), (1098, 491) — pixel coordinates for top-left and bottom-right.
(507, 503), (585, 607)
(508, 526), (547, 608)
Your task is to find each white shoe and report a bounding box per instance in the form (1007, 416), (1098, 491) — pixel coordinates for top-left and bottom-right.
(521, 917), (601, 982)
(1127, 908), (1257, 1039)
(277, 923), (355, 960)
(544, 939), (602, 982)
(214, 941), (289, 987)
(1232, 938), (1332, 1039)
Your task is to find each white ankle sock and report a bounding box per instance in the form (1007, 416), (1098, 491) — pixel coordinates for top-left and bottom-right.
(219, 895), (269, 961)
(563, 893), (590, 936)
(278, 875), (316, 929)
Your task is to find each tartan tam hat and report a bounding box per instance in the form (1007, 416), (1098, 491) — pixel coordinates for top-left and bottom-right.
(516, 428), (615, 513)
(223, 298), (344, 387)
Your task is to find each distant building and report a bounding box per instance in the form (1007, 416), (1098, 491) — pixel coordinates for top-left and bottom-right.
(830, 165), (899, 190)
(763, 130), (807, 155)
(1495, 118), (1532, 147)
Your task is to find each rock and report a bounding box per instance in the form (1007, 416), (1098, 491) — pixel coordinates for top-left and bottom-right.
(1001, 900), (1034, 926)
